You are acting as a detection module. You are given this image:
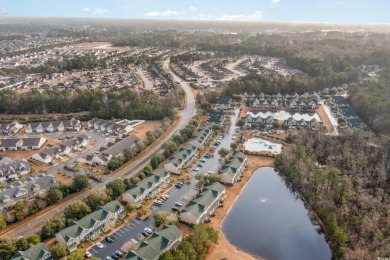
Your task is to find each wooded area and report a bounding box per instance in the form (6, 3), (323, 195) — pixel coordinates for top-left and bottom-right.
(275, 131), (390, 259)
(348, 70), (390, 134)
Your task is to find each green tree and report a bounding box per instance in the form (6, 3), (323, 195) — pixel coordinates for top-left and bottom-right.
(125, 203), (137, 213)
(154, 211), (170, 227)
(45, 186), (63, 205)
(71, 175), (89, 192)
(51, 243), (68, 260)
(84, 190), (110, 211)
(106, 179), (126, 198)
(144, 165), (153, 173)
(150, 157), (159, 169)
(218, 148), (230, 158)
(64, 200), (91, 222)
(16, 238), (29, 251)
(68, 248), (86, 260)
(13, 200), (27, 221)
(41, 216), (66, 240)
(0, 212), (6, 229)
(26, 234), (41, 245)
(230, 142), (238, 151)
(0, 237), (17, 260)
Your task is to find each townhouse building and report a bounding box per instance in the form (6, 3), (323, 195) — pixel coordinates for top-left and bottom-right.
(0, 159), (30, 183)
(12, 243), (52, 260)
(87, 118), (144, 137)
(56, 200), (125, 251)
(0, 121), (23, 135)
(180, 182), (226, 225)
(164, 144), (198, 175)
(189, 124), (214, 148)
(25, 118), (81, 134)
(0, 137), (46, 151)
(122, 170), (171, 205)
(219, 152), (247, 185)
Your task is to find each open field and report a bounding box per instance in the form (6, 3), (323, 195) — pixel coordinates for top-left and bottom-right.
(206, 155), (275, 260)
(132, 120), (161, 140)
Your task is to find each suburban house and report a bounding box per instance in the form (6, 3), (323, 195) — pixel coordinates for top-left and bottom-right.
(219, 152), (247, 185)
(189, 124), (214, 148)
(244, 112), (275, 129)
(206, 111), (224, 125)
(214, 96), (233, 110)
(122, 170), (171, 205)
(0, 159), (30, 183)
(87, 118), (144, 136)
(284, 117), (322, 130)
(0, 174), (57, 210)
(0, 121), (23, 135)
(25, 118), (81, 133)
(125, 225), (182, 260)
(56, 200), (125, 251)
(87, 134), (139, 166)
(180, 182), (226, 225)
(31, 134), (89, 164)
(164, 144), (198, 175)
(12, 243), (52, 260)
(0, 137), (47, 151)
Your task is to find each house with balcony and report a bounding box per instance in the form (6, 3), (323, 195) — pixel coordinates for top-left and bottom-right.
(189, 124), (213, 148)
(219, 152), (247, 185)
(164, 144), (198, 175)
(125, 225), (182, 260)
(180, 182), (226, 225)
(12, 243), (52, 260)
(56, 200), (125, 251)
(122, 170), (171, 205)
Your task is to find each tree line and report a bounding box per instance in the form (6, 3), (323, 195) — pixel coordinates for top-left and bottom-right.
(275, 130), (390, 259)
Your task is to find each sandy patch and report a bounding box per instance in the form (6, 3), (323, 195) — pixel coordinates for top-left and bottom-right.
(131, 120), (161, 140)
(316, 105), (334, 133)
(206, 155), (275, 260)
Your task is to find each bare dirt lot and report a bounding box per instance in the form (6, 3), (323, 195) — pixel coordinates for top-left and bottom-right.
(132, 120), (162, 140)
(206, 155), (275, 260)
(316, 105), (334, 133)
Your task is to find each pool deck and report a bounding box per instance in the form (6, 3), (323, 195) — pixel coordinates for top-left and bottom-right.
(244, 137), (282, 154)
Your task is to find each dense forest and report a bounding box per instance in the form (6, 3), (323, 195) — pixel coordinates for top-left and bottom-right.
(275, 131), (390, 259)
(0, 87), (176, 120)
(348, 70), (390, 135)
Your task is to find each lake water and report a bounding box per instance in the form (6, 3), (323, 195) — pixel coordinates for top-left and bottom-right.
(222, 167), (332, 260)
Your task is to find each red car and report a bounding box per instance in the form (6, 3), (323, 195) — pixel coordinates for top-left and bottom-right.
(159, 196), (167, 201)
(171, 207), (179, 212)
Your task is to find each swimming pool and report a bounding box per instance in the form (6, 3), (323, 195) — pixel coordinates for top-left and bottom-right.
(244, 138), (282, 154)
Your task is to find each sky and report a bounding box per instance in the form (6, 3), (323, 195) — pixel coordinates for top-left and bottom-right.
(0, 0), (388, 24)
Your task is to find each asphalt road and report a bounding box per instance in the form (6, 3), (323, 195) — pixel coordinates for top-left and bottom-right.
(7, 55), (196, 237)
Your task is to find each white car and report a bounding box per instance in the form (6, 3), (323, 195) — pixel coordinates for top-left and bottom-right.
(96, 242), (104, 249)
(163, 194), (170, 199)
(131, 238), (138, 244)
(193, 168), (200, 171)
(85, 251), (92, 258)
(155, 200), (163, 205)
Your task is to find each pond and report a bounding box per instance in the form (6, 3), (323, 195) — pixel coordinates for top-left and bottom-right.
(222, 167), (332, 260)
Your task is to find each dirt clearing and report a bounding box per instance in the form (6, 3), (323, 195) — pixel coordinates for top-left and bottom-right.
(132, 120), (161, 140)
(316, 105), (334, 133)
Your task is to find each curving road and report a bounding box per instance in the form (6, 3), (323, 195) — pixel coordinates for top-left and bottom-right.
(7, 56), (196, 237)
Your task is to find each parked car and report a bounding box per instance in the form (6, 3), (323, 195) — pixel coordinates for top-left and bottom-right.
(115, 250), (124, 257)
(200, 158), (207, 163)
(197, 163), (203, 167)
(111, 254), (119, 260)
(96, 242), (104, 249)
(85, 251), (92, 258)
(175, 183), (183, 188)
(171, 206), (179, 212)
(208, 171), (215, 174)
(130, 238), (138, 244)
(144, 227), (153, 234)
(155, 200), (163, 205)
(142, 231), (150, 237)
(204, 154), (211, 158)
(159, 196), (167, 201)
(175, 202), (183, 207)
(163, 194), (170, 199)
(193, 167), (200, 171)
(105, 236), (113, 243)
(105, 257), (113, 260)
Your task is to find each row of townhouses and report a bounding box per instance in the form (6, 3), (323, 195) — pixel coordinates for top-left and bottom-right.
(0, 174), (57, 210)
(12, 243), (52, 260)
(214, 96), (234, 110)
(25, 118), (81, 133)
(206, 111), (224, 125)
(164, 144), (199, 175)
(249, 98), (318, 110)
(330, 95), (370, 132)
(0, 158), (30, 183)
(241, 92), (320, 101)
(244, 114), (275, 129)
(0, 121), (23, 135)
(122, 169), (171, 206)
(125, 225), (182, 260)
(56, 200), (125, 251)
(87, 118), (144, 137)
(0, 137), (47, 151)
(86, 134), (139, 166)
(180, 182), (226, 225)
(219, 152), (247, 185)
(284, 117), (322, 130)
(31, 134), (89, 164)
(189, 124), (214, 148)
